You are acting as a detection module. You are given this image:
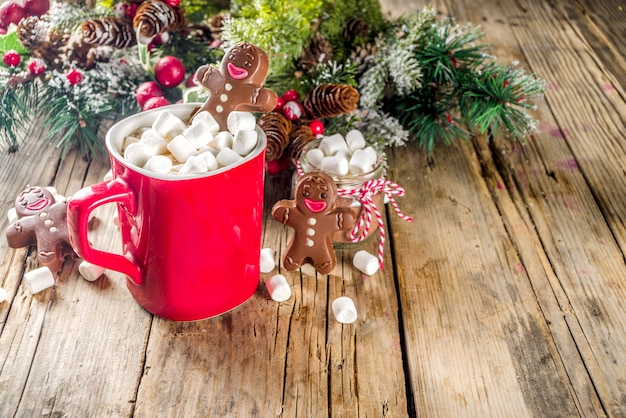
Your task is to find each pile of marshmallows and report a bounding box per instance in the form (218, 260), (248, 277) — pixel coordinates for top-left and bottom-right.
(122, 109), (259, 175)
(304, 130), (379, 176)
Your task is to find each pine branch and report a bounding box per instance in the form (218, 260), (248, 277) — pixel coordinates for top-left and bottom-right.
(0, 72), (39, 152)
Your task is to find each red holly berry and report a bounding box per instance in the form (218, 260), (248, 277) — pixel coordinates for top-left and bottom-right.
(0, 2), (25, 28)
(27, 58), (46, 75)
(125, 3), (138, 19)
(308, 120), (324, 136)
(3, 50), (20, 67)
(165, 0), (181, 6)
(503, 79), (510, 88)
(273, 96), (285, 112)
(66, 69), (83, 85)
(266, 159), (283, 175)
(143, 96), (171, 111)
(184, 73), (197, 88)
(282, 89), (299, 102)
(136, 81), (164, 108)
(154, 56), (185, 88)
(282, 101), (303, 120)
(23, 0), (50, 17)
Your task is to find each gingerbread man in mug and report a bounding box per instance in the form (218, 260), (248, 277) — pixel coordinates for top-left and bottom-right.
(192, 42), (278, 130)
(272, 171), (355, 275)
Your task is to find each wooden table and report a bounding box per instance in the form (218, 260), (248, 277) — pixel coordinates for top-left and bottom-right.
(2, 0), (626, 416)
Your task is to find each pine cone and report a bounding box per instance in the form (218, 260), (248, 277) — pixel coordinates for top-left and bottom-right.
(17, 16), (68, 69)
(349, 42), (378, 75)
(298, 32), (334, 74)
(286, 124), (316, 164)
(342, 17), (371, 44)
(133, 0), (185, 38)
(258, 112), (292, 161)
(302, 84), (360, 119)
(208, 13), (226, 39)
(82, 18), (136, 49)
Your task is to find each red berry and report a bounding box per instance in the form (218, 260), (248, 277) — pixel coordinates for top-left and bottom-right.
(165, 0), (181, 6)
(27, 58), (46, 75)
(0, 27), (6, 35)
(266, 159), (282, 175)
(113, 2), (127, 18)
(125, 3), (138, 19)
(282, 89), (299, 102)
(154, 55), (185, 88)
(23, 0), (50, 17)
(308, 120), (324, 136)
(143, 96), (171, 111)
(184, 73), (197, 88)
(136, 81), (164, 108)
(3, 50), (20, 67)
(0, 2), (25, 27)
(273, 96), (285, 112)
(282, 101), (303, 120)
(66, 69), (83, 85)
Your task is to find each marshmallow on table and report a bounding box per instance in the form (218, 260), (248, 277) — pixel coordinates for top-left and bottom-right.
(321, 155), (349, 176)
(7, 208), (18, 224)
(320, 133), (349, 156)
(332, 296), (358, 324)
(227, 111), (257, 134)
(25, 267), (55, 294)
(353, 250), (379, 276)
(265, 274), (291, 302)
(0, 287), (7, 304)
(216, 147), (243, 167)
(79, 260), (106, 282)
(260, 248), (275, 273)
(152, 110), (188, 139)
(144, 155), (173, 174)
(167, 135), (197, 163)
(124, 142), (151, 168)
(233, 130), (258, 156)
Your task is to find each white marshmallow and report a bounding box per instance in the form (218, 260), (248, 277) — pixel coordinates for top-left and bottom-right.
(0, 287), (7, 304)
(122, 135), (140, 150)
(140, 129), (168, 155)
(260, 248), (275, 273)
(212, 131), (234, 150)
(335, 149), (351, 161)
(353, 250), (379, 276)
(45, 186), (58, 195)
(103, 169), (113, 181)
(321, 155), (349, 176)
(233, 130), (258, 156)
(78, 260), (106, 282)
(331, 296), (357, 324)
(216, 147), (243, 167)
(25, 267), (55, 294)
(265, 274), (291, 302)
(143, 155), (173, 174)
(167, 135), (197, 163)
(7, 208), (18, 224)
(124, 142), (151, 168)
(305, 148), (324, 168)
(196, 150), (218, 171)
(53, 194), (66, 204)
(227, 111), (257, 134)
(197, 145), (219, 156)
(179, 156), (207, 175)
(363, 146), (379, 163)
(152, 111), (188, 139)
(320, 134), (349, 156)
(183, 122), (214, 148)
(191, 110), (220, 134)
(345, 129), (366, 152)
(349, 149), (376, 175)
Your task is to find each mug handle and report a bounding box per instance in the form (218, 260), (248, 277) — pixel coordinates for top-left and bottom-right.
(67, 178), (144, 286)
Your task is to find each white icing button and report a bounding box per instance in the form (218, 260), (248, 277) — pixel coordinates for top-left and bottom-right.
(39, 212), (48, 218)
(49, 227), (58, 233)
(44, 219), (53, 227)
(225, 83), (233, 91)
(216, 105), (223, 113)
(306, 238), (315, 247)
(308, 218), (317, 226)
(220, 94), (228, 102)
(306, 228), (315, 236)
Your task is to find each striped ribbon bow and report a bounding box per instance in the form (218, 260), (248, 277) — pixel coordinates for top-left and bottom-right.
(337, 179), (412, 269)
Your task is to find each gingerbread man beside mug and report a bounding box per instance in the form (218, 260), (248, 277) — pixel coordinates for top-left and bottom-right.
(272, 171), (355, 275)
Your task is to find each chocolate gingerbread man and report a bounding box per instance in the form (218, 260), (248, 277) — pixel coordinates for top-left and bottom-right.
(191, 42), (277, 130)
(5, 186), (76, 275)
(272, 171), (355, 275)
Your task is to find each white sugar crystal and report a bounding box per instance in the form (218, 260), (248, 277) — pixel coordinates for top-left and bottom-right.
(233, 130), (258, 156)
(144, 155), (173, 174)
(265, 274), (291, 302)
(345, 129), (366, 152)
(260, 248), (275, 273)
(216, 147), (243, 167)
(167, 135), (197, 163)
(321, 155), (349, 176)
(305, 148), (324, 168)
(212, 131), (234, 150)
(227, 111), (256, 134)
(152, 111), (187, 139)
(319, 134), (348, 156)
(124, 142), (151, 168)
(183, 122), (214, 148)
(332, 296), (357, 324)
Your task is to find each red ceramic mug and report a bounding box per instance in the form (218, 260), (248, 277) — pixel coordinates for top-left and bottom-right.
(67, 104), (266, 321)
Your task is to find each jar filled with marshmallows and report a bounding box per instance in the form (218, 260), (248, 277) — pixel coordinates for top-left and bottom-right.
(296, 129), (385, 246)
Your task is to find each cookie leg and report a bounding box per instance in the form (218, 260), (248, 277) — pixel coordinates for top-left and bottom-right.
(282, 254), (301, 271)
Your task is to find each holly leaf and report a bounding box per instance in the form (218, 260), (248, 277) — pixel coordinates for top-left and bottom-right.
(0, 28), (30, 55)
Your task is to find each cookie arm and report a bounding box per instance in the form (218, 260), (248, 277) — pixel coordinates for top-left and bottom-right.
(5, 217), (37, 249)
(236, 87), (278, 113)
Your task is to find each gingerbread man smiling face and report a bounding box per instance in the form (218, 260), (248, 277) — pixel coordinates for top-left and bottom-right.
(192, 42), (277, 130)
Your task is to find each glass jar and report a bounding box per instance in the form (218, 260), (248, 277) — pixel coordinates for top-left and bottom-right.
(295, 138), (385, 247)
